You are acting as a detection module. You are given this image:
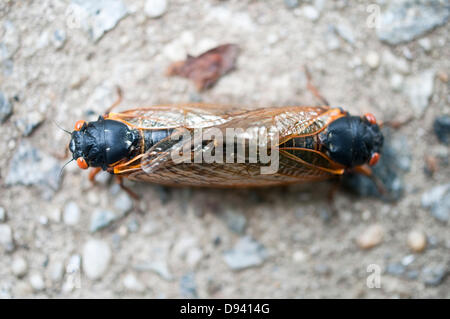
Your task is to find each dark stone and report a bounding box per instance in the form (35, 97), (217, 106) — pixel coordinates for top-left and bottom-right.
(433, 115), (450, 144)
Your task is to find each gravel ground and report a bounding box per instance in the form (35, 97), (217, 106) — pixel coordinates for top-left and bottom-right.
(0, 0), (449, 298)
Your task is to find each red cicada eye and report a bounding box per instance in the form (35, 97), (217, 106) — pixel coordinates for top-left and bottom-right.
(76, 157), (89, 169)
(364, 113), (377, 125)
(369, 152), (380, 166)
(74, 120), (86, 131)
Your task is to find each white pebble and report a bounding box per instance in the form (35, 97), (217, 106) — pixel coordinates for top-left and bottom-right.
(123, 273), (145, 292)
(366, 51), (380, 69)
(407, 230), (427, 253)
(418, 38), (432, 52)
(390, 73), (404, 91)
(63, 201), (80, 226)
(292, 250), (307, 263)
(186, 247), (203, 268)
(356, 224), (384, 249)
(114, 192), (133, 214)
(0, 224), (14, 252)
(82, 239), (112, 280)
(29, 273), (45, 291)
(144, 0), (168, 18)
(38, 215), (48, 225)
(12, 256), (28, 277)
(302, 5), (319, 21)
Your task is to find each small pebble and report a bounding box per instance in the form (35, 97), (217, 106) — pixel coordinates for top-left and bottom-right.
(0, 21), (20, 60)
(186, 247), (203, 268)
(302, 6), (319, 21)
(220, 209), (247, 234)
(403, 70), (435, 117)
(82, 239), (112, 280)
(6, 142), (62, 196)
(38, 215), (49, 225)
(356, 224), (383, 249)
(52, 29), (66, 49)
(134, 261), (173, 281)
(376, 0), (450, 44)
(292, 250), (307, 263)
(123, 273), (145, 292)
(11, 256), (28, 277)
(390, 73), (404, 91)
(29, 273), (45, 291)
(401, 254), (415, 267)
(406, 270), (420, 280)
(0, 207), (6, 222)
(386, 263), (405, 276)
(366, 51), (380, 69)
(433, 115), (450, 144)
(437, 71), (448, 83)
(418, 38), (432, 52)
(90, 209), (117, 232)
(0, 224), (14, 252)
(284, 0), (299, 9)
(334, 24), (355, 44)
(63, 201), (81, 226)
(72, 0), (128, 42)
(422, 265), (448, 287)
(383, 51), (410, 74)
(114, 192), (133, 214)
(127, 218), (139, 233)
(0, 91), (13, 123)
(326, 27), (340, 50)
(422, 184), (450, 223)
(314, 264), (331, 276)
(180, 272), (197, 298)
(14, 111), (44, 136)
(407, 230), (427, 253)
(144, 0), (168, 18)
(223, 236), (268, 270)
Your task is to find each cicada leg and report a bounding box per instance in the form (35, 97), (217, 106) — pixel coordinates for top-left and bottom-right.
(326, 176), (342, 217)
(116, 176), (140, 200)
(104, 86), (123, 116)
(350, 164), (387, 195)
(89, 167), (102, 183)
(303, 65), (330, 107)
(379, 116), (413, 129)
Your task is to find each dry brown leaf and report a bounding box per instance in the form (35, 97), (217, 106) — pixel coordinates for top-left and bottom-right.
(166, 44), (240, 91)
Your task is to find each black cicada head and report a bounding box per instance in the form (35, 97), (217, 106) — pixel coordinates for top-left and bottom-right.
(322, 113), (384, 168)
(69, 116), (138, 170)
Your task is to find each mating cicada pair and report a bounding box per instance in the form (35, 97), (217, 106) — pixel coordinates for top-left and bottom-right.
(68, 101), (383, 188)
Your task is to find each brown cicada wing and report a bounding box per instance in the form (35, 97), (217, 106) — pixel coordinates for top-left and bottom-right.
(113, 104), (347, 187)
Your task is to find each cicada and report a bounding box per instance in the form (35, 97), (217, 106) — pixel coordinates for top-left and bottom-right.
(68, 103), (383, 188)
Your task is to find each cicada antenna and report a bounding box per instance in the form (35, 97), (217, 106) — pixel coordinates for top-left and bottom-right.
(53, 120), (71, 134)
(59, 158), (74, 179)
(303, 65), (330, 107)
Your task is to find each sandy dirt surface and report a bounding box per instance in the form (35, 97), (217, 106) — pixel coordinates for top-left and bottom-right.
(0, 0), (449, 298)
